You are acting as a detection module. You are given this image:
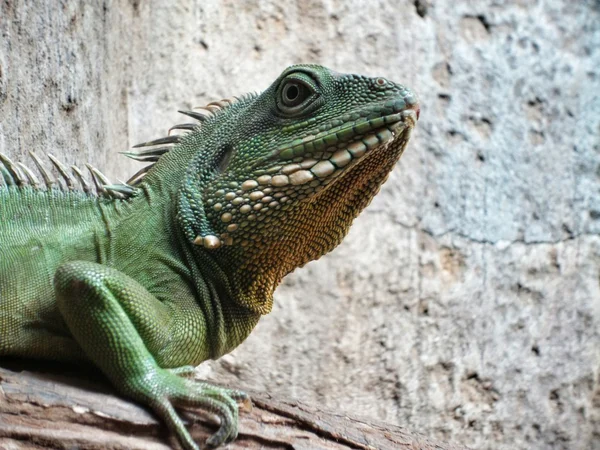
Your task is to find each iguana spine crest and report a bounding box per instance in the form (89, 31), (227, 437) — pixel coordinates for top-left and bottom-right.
(0, 96), (248, 198)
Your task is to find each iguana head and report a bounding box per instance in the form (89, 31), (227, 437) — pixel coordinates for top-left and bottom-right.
(166, 65), (419, 313)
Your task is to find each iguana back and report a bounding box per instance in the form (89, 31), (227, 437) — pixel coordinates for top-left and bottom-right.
(0, 187), (107, 359)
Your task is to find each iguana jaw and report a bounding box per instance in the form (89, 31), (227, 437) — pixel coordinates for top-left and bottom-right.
(223, 102), (418, 314)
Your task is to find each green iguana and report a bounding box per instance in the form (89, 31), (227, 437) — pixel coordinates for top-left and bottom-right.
(0, 65), (419, 449)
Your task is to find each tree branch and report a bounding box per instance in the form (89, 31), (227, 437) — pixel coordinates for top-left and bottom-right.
(0, 363), (470, 449)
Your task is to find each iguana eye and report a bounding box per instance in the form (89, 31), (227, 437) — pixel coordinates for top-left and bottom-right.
(281, 82), (310, 107)
(277, 73), (318, 115)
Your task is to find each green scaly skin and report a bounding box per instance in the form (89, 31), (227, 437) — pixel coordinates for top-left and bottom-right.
(0, 65), (419, 449)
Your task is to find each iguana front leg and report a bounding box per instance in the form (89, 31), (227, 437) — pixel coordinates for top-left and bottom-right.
(54, 261), (246, 449)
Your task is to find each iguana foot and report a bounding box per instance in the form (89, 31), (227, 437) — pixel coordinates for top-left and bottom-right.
(167, 367), (251, 408)
(140, 368), (249, 449)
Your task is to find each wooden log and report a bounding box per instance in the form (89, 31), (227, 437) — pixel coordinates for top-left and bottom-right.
(0, 363), (470, 450)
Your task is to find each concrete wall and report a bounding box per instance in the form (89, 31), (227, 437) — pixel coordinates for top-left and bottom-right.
(1, 1), (598, 448)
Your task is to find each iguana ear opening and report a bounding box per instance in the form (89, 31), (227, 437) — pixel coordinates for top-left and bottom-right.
(182, 145), (238, 250)
(177, 185), (220, 247)
(176, 148), (221, 247)
(177, 141), (240, 250)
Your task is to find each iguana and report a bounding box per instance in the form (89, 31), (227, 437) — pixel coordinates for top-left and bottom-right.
(0, 65), (419, 449)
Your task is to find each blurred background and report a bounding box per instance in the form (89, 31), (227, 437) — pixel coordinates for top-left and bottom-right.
(1, 1), (599, 449)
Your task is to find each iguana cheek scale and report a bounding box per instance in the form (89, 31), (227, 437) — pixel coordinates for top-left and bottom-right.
(0, 65), (419, 449)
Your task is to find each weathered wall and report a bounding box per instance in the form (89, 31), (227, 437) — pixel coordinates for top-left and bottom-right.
(1, 1), (599, 449)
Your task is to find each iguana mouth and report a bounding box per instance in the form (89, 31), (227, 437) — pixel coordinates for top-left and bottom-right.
(262, 105), (418, 193)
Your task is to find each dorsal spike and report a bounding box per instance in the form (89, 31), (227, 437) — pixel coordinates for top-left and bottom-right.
(0, 153), (26, 186)
(124, 146), (172, 157)
(126, 165), (151, 186)
(168, 123), (197, 135)
(103, 184), (136, 197)
(207, 100), (230, 108)
(85, 164), (111, 196)
(71, 166), (92, 194)
(89, 166), (111, 186)
(29, 152), (57, 189)
(120, 146), (171, 162)
(178, 110), (210, 122)
(0, 164), (13, 187)
(192, 106), (213, 113)
(121, 153), (161, 163)
(47, 154), (76, 190)
(102, 186), (126, 199)
(132, 136), (181, 149)
(17, 162), (41, 188)
(204, 104), (221, 113)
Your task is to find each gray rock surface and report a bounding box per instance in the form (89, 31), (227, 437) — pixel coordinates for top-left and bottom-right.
(1, 1), (598, 449)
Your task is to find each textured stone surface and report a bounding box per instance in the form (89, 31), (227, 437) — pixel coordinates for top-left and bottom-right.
(1, 1), (599, 449)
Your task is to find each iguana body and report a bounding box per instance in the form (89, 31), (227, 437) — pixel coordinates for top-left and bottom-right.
(0, 65), (419, 449)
